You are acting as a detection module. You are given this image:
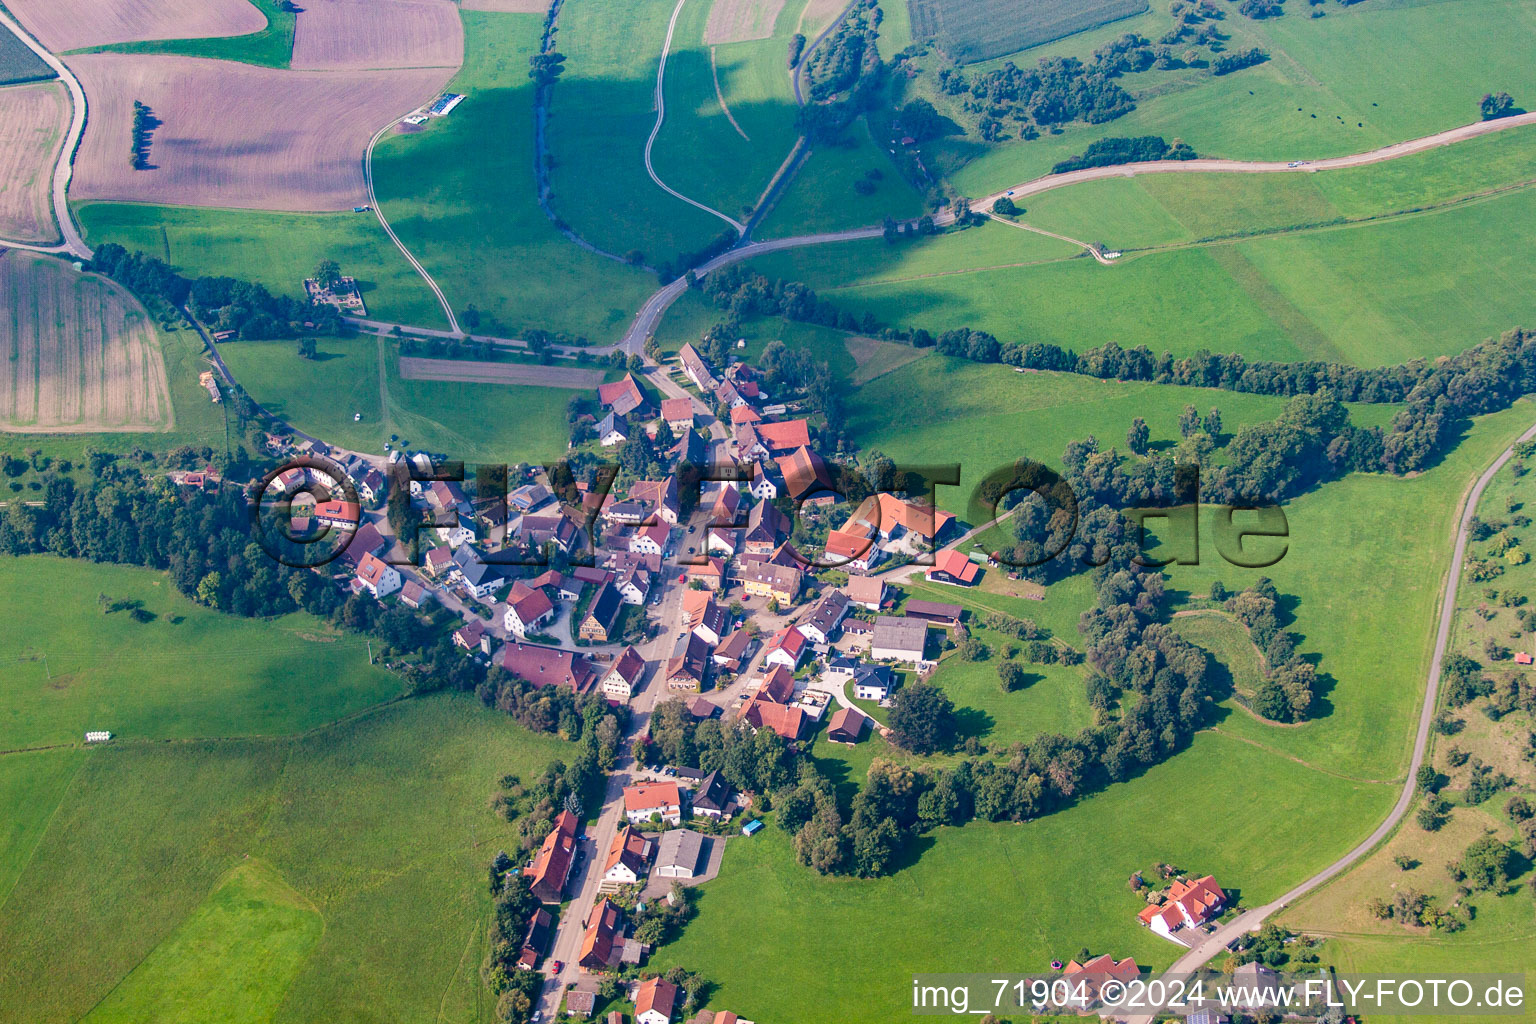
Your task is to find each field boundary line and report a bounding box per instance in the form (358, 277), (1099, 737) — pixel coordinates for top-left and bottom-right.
(709, 45), (750, 141)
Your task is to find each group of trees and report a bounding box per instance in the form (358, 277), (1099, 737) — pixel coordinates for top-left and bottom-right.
(482, 869), (544, 1022)
(129, 100), (153, 169)
(639, 698), (798, 796)
(936, 49), (1137, 140)
(1481, 91), (1518, 120)
(1211, 46), (1271, 74)
(1052, 135), (1196, 173)
(90, 244), (346, 341)
(797, 0), (888, 146)
(1219, 578), (1322, 721)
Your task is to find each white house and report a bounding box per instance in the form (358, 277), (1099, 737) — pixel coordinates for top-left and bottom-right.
(598, 411), (629, 446)
(355, 552), (402, 599)
(1138, 875), (1226, 941)
(602, 825), (652, 887)
(851, 663), (897, 702)
(762, 625), (809, 671)
(622, 782), (683, 826)
(435, 520), (477, 548)
(628, 523), (669, 556)
(797, 590), (848, 645)
(504, 586), (555, 637)
(616, 568), (651, 605)
(635, 977), (681, 1024)
(602, 646), (646, 702)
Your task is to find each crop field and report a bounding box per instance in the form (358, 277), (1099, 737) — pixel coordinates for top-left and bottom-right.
(0, 27), (54, 86)
(290, 0), (463, 71)
(908, 0), (1147, 64)
(0, 252), (171, 434)
(657, 730), (1394, 1023)
(69, 54), (454, 211)
(398, 355), (604, 389)
(0, 82), (66, 242)
(67, 0), (297, 68)
(4, 0), (266, 53)
(546, 0), (731, 263)
(74, 202), (450, 330)
(751, 182), (1536, 367)
(459, 0), (550, 10)
(371, 11), (657, 340)
(0, 556), (401, 751)
(703, 0), (786, 43)
(0, 694), (573, 1024)
(934, 0), (1536, 197)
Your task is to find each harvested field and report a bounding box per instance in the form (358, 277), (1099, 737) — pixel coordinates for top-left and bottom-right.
(397, 356), (602, 389)
(292, 0), (463, 71)
(0, 251), (172, 433)
(794, 0), (847, 38)
(69, 54), (454, 211)
(458, 0), (549, 11)
(703, 0), (786, 44)
(0, 82), (68, 243)
(4, 0), (267, 53)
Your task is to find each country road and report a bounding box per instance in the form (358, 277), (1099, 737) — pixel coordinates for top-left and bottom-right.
(364, 118), (462, 336)
(1121, 416), (1536, 1024)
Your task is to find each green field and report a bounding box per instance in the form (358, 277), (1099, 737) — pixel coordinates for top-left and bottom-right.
(1170, 611), (1268, 706)
(0, 694), (573, 1024)
(217, 333), (589, 464)
(371, 11), (657, 342)
(74, 203), (449, 331)
(908, 0), (1148, 64)
(0, 556), (401, 751)
(657, 729), (1394, 1023)
(545, 0), (729, 263)
(759, 109), (927, 238)
(65, 0), (297, 68)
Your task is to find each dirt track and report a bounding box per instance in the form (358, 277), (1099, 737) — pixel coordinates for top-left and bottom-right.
(0, 82), (67, 244)
(397, 357), (603, 389)
(3, 0), (265, 52)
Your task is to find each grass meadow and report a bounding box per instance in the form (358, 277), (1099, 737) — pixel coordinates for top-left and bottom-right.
(74, 202), (449, 330)
(758, 111), (927, 238)
(0, 694), (574, 1024)
(371, 12), (658, 342)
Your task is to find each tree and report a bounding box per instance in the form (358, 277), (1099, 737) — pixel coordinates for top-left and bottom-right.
(997, 660), (1028, 692)
(313, 259), (341, 291)
(1460, 836), (1514, 891)
(1126, 416), (1149, 455)
(1178, 404), (1201, 437)
(992, 196), (1018, 216)
(1481, 91), (1516, 120)
(887, 681), (958, 754)
(1203, 407), (1222, 436)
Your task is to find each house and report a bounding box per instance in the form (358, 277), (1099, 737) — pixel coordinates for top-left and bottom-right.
(740, 563), (802, 605)
(629, 523), (670, 556)
(604, 550), (662, 577)
(603, 646), (647, 702)
(629, 477), (681, 525)
(762, 625), (810, 670)
(845, 573), (887, 611)
(500, 642), (599, 693)
(518, 907), (553, 970)
(706, 526), (737, 556)
(355, 552), (402, 599)
(747, 459), (781, 500)
(623, 781), (683, 825)
(798, 590), (849, 644)
(686, 696), (720, 720)
(509, 482), (554, 514)
(729, 403), (762, 427)
(578, 898), (623, 970)
(314, 499), (361, 528)
(598, 373), (647, 417)
(1229, 963), (1281, 1009)
(338, 521), (388, 569)
(714, 379), (747, 409)
(827, 706), (869, 743)
(926, 548), (981, 587)
(580, 581), (625, 643)
(520, 511), (581, 555)
(505, 583), (555, 637)
(872, 616), (928, 664)
(357, 467), (385, 503)
(712, 629), (753, 671)
(1517, 652), (1534, 665)
(399, 580), (430, 609)
(682, 592), (727, 645)
(430, 480), (474, 520)
(742, 500), (788, 554)
(1061, 954), (1140, 1011)
(690, 769), (735, 820)
(616, 566), (652, 608)
(660, 397), (694, 432)
(566, 990), (596, 1017)
(850, 663), (897, 701)
(824, 528), (880, 572)
(669, 426), (705, 468)
(678, 342), (716, 391)
(453, 545), (506, 599)
(708, 484), (743, 527)
(904, 599), (963, 627)
(531, 569), (580, 601)
(823, 653), (859, 681)
(604, 500), (649, 525)
(754, 419), (812, 455)
(775, 446), (835, 502)
(1137, 875), (1226, 941)
(453, 617), (490, 653)
(846, 493), (956, 544)
(685, 556), (725, 591)
(423, 545), (454, 578)
(740, 694), (804, 741)
(524, 810), (580, 903)
(634, 976), (681, 1024)
(653, 830), (706, 880)
(756, 664), (796, 703)
(602, 824), (652, 887)
(571, 565), (617, 588)
(435, 519), (477, 549)
(598, 411), (630, 447)
(665, 632), (710, 692)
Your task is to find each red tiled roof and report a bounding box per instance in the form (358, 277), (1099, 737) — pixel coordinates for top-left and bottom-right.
(499, 643), (597, 693)
(661, 397), (694, 422)
(608, 646), (646, 686)
(730, 404), (762, 425)
(756, 419), (811, 451)
(930, 548), (980, 584)
(775, 446), (833, 500)
(635, 978), (679, 1021)
(758, 664), (795, 703)
(623, 781), (682, 814)
(356, 552), (391, 586)
(597, 374), (645, 415)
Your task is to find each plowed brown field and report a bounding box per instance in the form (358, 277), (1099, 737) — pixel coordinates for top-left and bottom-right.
(292, 0), (463, 71)
(4, 0), (267, 52)
(0, 82), (67, 243)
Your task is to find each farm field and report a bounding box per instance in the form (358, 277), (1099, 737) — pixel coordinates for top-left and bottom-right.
(74, 201), (450, 330)
(0, 694), (572, 1024)
(751, 182), (1536, 367)
(705, 0), (786, 43)
(371, 11), (657, 340)
(68, 53), (453, 211)
(656, 729), (1394, 1024)
(397, 356), (604, 390)
(908, 0), (1147, 64)
(289, 0), (463, 71)
(0, 251), (171, 434)
(65, 0), (296, 68)
(0, 556), (402, 751)
(545, 0), (730, 263)
(931, 0), (1536, 196)
(0, 82), (67, 242)
(0, 26), (54, 86)
(5, 0), (266, 54)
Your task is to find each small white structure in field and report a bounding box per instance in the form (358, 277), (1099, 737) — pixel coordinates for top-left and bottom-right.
(85, 731), (112, 743)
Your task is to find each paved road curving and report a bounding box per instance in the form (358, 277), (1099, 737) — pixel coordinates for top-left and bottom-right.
(0, 5), (90, 258)
(1122, 416), (1536, 1024)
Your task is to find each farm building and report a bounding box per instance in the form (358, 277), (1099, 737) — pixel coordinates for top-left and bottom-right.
(427, 92), (465, 116)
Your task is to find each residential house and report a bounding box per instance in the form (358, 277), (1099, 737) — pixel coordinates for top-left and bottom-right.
(926, 548), (981, 586)
(846, 493), (956, 545)
(685, 556), (725, 591)
(827, 706), (869, 743)
(523, 810), (579, 903)
(686, 696), (720, 720)
(754, 419), (811, 456)
(845, 573), (887, 611)
(435, 519), (477, 549)
(399, 580), (430, 609)
(872, 616), (928, 664)
(775, 446), (835, 503)
(746, 458), (780, 500)
(423, 544), (455, 579)
(604, 499), (648, 525)
(602, 646), (647, 702)
(598, 411), (630, 447)
(430, 480), (474, 521)
(601, 825), (652, 887)
(509, 482), (554, 514)
(712, 629), (752, 671)
(453, 544), (506, 599)
(1061, 954), (1141, 1011)
(756, 664), (796, 703)
(531, 569), (581, 601)
(689, 770), (734, 820)
(604, 550), (662, 577)
(623, 781), (683, 826)
(653, 830), (706, 880)
(798, 590), (849, 644)
(355, 552), (401, 599)
(629, 477), (681, 525)
(729, 403), (761, 427)
(660, 397), (694, 433)
(678, 343), (716, 391)
(850, 663), (897, 702)
(668, 426), (705, 468)
(452, 618), (490, 653)
(314, 499), (361, 528)
(338, 521), (387, 570)
(740, 563), (802, 605)
(518, 907), (552, 970)
(520, 512), (581, 554)
(1137, 876), (1226, 941)
(682, 591), (727, 644)
(357, 467), (385, 503)
(665, 632), (709, 692)
(762, 625), (810, 671)
(499, 642), (599, 693)
(742, 501), (789, 554)
(578, 898), (623, 971)
(580, 581), (625, 643)
(628, 523), (670, 557)
(504, 582), (556, 637)
(739, 693), (804, 741)
(634, 976), (681, 1024)
(714, 379), (747, 409)
(708, 484), (743, 527)
(566, 990), (596, 1017)
(597, 373), (647, 417)
(616, 566), (652, 605)
(824, 527), (880, 572)
(706, 526), (737, 556)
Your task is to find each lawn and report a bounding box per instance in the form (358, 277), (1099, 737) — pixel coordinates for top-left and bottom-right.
(371, 11), (657, 342)
(74, 202), (449, 331)
(0, 694), (575, 1024)
(656, 729), (1395, 1024)
(918, 629), (1095, 746)
(545, 0), (730, 264)
(758, 115), (927, 237)
(0, 556), (402, 751)
(65, 0), (297, 68)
